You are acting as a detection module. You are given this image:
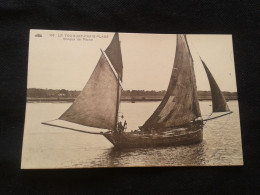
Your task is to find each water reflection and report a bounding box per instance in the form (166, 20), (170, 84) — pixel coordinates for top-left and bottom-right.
(103, 141), (207, 167)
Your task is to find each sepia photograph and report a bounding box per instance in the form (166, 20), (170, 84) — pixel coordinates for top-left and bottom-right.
(21, 30), (243, 168)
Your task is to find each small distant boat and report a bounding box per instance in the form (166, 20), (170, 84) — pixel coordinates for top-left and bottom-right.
(43, 33), (232, 148)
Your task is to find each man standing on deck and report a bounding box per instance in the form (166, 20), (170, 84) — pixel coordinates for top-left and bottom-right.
(118, 121), (124, 133)
(123, 120), (127, 130)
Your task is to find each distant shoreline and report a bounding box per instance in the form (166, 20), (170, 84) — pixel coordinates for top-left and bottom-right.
(27, 88), (237, 102)
(27, 96), (238, 103)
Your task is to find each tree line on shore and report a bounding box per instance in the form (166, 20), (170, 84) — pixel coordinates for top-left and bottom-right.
(27, 88), (237, 98)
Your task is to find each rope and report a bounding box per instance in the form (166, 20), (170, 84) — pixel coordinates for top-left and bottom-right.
(203, 112), (213, 126)
(187, 35), (201, 61)
(41, 119), (107, 135)
(42, 118), (59, 123)
(202, 111), (233, 130)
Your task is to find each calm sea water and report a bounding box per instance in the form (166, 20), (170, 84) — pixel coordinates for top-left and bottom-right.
(21, 101), (243, 168)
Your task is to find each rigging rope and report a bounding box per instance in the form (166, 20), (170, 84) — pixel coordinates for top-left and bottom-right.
(41, 119), (105, 135)
(186, 35), (202, 62)
(203, 112), (213, 126)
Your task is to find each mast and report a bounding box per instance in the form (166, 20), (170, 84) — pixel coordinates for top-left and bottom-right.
(110, 33), (123, 130)
(115, 76), (120, 130)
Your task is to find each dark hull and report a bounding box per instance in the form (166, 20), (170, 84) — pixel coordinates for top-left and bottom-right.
(103, 128), (203, 148)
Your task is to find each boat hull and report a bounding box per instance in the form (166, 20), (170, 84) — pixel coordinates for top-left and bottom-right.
(103, 128), (203, 148)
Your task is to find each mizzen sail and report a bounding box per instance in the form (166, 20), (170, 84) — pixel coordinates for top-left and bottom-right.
(200, 58), (230, 112)
(142, 34), (201, 131)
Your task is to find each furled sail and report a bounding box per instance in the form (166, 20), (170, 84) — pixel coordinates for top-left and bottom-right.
(105, 32), (123, 81)
(142, 34), (201, 131)
(200, 58), (230, 112)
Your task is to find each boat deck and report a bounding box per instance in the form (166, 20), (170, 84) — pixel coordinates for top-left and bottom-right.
(103, 126), (203, 148)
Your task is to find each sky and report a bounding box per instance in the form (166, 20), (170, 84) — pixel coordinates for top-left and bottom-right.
(27, 30), (238, 92)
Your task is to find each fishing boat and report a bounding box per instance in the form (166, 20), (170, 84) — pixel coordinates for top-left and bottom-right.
(42, 33), (232, 148)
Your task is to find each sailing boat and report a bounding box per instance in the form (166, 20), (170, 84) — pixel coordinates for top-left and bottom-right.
(43, 33), (232, 148)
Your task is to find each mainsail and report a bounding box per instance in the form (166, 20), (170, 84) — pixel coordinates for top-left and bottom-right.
(142, 34), (201, 131)
(200, 58), (230, 112)
(43, 33), (123, 131)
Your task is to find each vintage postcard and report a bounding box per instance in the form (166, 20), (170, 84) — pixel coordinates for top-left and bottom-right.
(21, 30), (243, 168)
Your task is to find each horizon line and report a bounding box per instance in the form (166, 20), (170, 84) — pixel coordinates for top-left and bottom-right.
(27, 87), (238, 93)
